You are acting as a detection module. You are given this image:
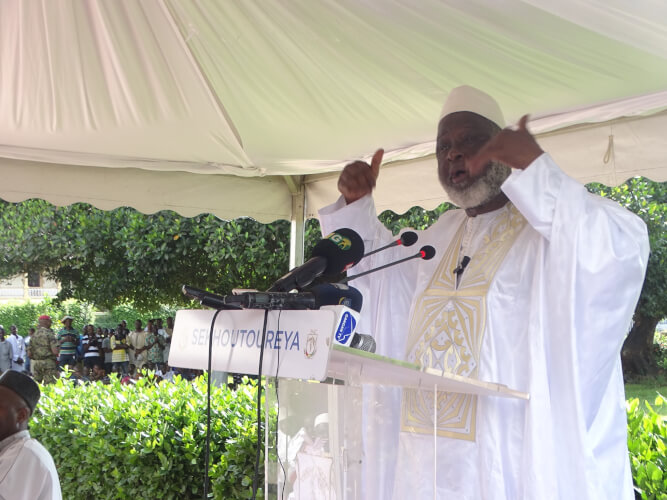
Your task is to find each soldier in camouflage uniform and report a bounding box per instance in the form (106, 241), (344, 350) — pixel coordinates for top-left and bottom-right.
(27, 315), (59, 384)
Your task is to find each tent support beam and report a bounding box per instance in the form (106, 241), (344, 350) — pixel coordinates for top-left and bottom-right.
(284, 176), (306, 268)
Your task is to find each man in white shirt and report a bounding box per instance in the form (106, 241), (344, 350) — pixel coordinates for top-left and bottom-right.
(0, 370), (62, 499)
(7, 326), (26, 373)
(319, 86), (649, 499)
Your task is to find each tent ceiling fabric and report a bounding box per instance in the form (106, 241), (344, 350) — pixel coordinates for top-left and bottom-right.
(0, 157), (291, 222)
(0, 0), (666, 222)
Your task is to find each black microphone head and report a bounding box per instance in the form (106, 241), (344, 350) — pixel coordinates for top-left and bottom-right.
(310, 283), (363, 312)
(399, 231), (418, 247)
(311, 228), (365, 275)
(419, 245), (436, 260)
(182, 285), (205, 300)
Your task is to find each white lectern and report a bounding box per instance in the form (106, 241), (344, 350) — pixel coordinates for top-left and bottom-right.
(169, 308), (528, 499)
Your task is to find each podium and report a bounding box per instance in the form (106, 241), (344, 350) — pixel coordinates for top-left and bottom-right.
(169, 308), (528, 499)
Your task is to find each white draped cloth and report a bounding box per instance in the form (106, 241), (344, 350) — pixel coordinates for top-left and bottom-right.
(0, 431), (62, 500)
(319, 153), (649, 500)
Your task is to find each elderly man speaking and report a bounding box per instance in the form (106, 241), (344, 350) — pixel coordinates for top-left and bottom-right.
(319, 86), (649, 500)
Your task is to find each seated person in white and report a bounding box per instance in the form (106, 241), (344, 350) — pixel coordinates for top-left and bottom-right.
(0, 370), (62, 500)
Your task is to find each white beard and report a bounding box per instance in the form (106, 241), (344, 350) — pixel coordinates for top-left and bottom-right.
(443, 161), (511, 209)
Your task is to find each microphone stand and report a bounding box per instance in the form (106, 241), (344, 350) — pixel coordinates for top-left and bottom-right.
(182, 284), (290, 500)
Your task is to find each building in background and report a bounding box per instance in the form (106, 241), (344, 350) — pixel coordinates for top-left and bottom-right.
(0, 273), (59, 304)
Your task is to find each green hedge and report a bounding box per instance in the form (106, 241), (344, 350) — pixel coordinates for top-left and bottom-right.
(627, 396), (667, 500)
(30, 375), (264, 499)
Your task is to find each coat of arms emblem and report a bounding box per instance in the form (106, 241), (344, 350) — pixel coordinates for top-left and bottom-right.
(304, 330), (318, 358)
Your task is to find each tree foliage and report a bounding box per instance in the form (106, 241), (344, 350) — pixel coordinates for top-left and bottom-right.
(0, 196), (456, 313)
(379, 202), (455, 235)
(0, 200), (293, 310)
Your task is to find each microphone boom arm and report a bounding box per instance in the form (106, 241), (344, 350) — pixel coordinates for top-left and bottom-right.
(338, 246), (435, 284)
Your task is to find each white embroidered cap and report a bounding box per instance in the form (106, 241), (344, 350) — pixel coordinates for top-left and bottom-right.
(440, 85), (505, 128)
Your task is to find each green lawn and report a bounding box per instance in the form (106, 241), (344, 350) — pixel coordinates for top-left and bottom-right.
(625, 377), (667, 417)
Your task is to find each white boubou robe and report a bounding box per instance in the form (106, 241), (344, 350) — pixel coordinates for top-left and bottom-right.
(0, 431), (62, 500)
(319, 153), (649, 500)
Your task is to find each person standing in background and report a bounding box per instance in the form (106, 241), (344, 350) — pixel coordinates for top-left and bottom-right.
(82, 326), (102, 373)
(7, 326), (26, 373)
(56, 316), (78, 369)
(29, 316), (59, 384)
(100, 328), (114, 375)
(24, 328), (34, 375)
(145, 323), (165, 370)
(163, 316), (174, 365)
(128, 320), (148, 371)
(110, 327), (130, 375)
(0, 328), (13, 374)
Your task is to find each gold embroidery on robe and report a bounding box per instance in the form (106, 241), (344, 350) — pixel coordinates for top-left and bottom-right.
(401, 204), (527, 441)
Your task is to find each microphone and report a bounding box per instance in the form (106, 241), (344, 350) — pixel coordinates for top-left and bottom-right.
(182, 285), (244, 309)
(267, 228), (364, 292)
(311, 284), (376, 352)
(183, 284), (377, 352)
(182, 283), (362, 311)
(183, 285), (315, 310)
(308, 283), (363, 311)
(339, 245), (436, 284)
(362, 231), (418, 258)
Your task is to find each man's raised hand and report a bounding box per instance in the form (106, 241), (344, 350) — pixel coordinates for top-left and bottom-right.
(468, 115), (544, 176)
(338, 148), (384, 204)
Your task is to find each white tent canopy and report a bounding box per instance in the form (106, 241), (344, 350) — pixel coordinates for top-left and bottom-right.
(1, 0), (666, 224)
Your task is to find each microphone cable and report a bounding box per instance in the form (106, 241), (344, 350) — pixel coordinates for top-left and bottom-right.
(273, 311), (287, 499)
(251, 310), (270, 500)
(203, 308), (224, 499)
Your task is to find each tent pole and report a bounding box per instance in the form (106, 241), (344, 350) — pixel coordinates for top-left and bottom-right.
(285, 176), (306, 267)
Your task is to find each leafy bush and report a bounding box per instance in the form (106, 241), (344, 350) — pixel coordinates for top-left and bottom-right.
(655, 331), (667, 373)
(627, 396), (667, 500)
(30, 375), (265, 499)
(378, 202), (453, 236)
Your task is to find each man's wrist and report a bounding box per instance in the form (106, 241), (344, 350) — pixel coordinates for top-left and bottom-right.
(513, 147), (545, 170)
